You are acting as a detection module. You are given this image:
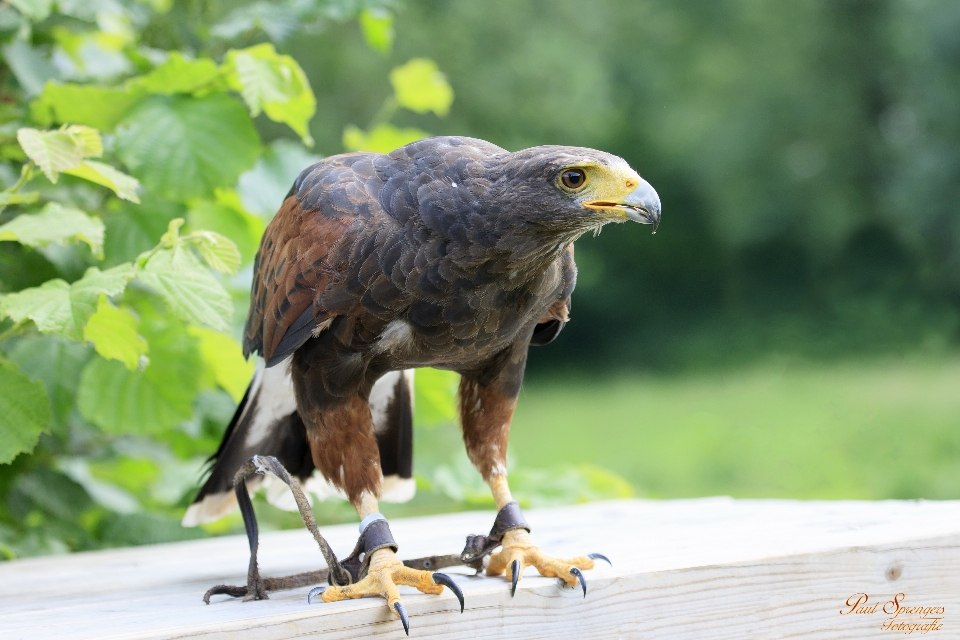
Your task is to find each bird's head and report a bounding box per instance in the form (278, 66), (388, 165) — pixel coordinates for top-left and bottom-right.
(495, 145), (661, 238)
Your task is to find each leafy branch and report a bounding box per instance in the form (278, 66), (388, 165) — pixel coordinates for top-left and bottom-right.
(0, 0), (626, 565)
(343, 58), (455, 153)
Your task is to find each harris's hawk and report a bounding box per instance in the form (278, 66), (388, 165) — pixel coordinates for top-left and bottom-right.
(184, 136), (660, 630)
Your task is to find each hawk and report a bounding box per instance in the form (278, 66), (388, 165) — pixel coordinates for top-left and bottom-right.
(184, 136), (660, 631)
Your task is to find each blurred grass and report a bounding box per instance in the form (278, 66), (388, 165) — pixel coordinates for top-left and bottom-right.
(197, 355), (960, 538)
(510, 356), (960, 501)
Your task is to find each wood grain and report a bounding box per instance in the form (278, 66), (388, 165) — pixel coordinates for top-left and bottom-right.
(2, 498), (959, 639)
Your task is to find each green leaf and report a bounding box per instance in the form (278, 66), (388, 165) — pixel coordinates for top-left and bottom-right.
(6, 0), (51, 23)
(114, 94), (261, 201)
(17, 125), (103, 183)
(414, 368), (460, 428)
(63, 160), (141, 203)
(342, 123), (429, 154)
(57, 458), (141, 514)
(87, 456), (160, 498)
(77, 307), (201, 435)
(83, 294), (147, 371)
(63, 125), (102, 157)
(1, 38), (59, 98)
(225, 43), (316, 145)
(188, 231), (242, 275)
(211, 2), (299, 44)
(130, 53), (224, 95)
(0, 191), (39, 206)
(18, 127), (82, 182)
(359, 8), (393, 54)
(0, 279), (71, 334)
(135, 247), (232, 331)
(0, 202), (105, 257)
(0, 358), (52, 464)
(389, 58), (454, 117)
(6, 335), (91, 431)
(9, 467), (90, 521)
(69, 265), (137, 326)
(186, 192), (264, 263)
(30, 83), (145, 131)
(0, 264), (135, 339)
(189, 326), (255, 402)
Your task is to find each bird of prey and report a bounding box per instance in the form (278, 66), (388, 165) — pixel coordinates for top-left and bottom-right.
(183, 136), (660, 630)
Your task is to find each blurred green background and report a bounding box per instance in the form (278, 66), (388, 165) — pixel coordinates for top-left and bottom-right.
(372, 0), (960, 503)
(1, 0), (959, 559)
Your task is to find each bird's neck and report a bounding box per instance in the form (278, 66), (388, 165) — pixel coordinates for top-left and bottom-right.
(498, 224), (583, 278)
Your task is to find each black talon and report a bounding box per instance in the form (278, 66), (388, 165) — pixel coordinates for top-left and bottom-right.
(588, 553), (612, 567)
(307, 586), (325, 604)
(510, 559), (520, 597)
(569, 567), (587, 598)
(433, 572), (465, 613)
(395, 601), (410, 636)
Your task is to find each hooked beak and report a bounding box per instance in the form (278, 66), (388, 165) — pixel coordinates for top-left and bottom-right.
(583, 177), (662, 234)
(620, 178), (661, 234)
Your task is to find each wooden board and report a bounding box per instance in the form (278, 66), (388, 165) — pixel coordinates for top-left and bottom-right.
(2, 498), (960, 639)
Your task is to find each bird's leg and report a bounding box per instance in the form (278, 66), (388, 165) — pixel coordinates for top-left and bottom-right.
(484, 474), (602, 596)
(294, 378), (463, 634)
(459, 365), (609, 597)
(311, 492), (464, 634)
(203, 455), (350, 604)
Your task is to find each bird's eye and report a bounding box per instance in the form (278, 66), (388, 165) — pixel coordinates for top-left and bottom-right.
(561, 169), (587, 190)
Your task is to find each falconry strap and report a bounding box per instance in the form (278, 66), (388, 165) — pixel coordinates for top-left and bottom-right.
(459, 501), (531, 570)
(203, 457), (535, 600)
(338, 516), (399, 584)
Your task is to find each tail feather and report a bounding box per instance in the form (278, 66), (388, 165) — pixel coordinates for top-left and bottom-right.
(182, 364), (417, 527)
(371, 369), (416, 503)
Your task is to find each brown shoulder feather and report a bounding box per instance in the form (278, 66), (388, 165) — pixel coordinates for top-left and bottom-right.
(243, 196), (351, 364)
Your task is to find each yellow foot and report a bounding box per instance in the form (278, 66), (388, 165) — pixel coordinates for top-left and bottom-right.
(486, 529), (610, 597)
(308, 548), (464, 635)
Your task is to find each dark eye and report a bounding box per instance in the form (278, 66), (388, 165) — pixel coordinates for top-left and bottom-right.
(561, 169), (586, 190)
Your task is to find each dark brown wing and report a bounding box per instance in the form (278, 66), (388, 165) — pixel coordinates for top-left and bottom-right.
(243, 195), (350, 365)
(243, 153), (386, 366)
(245, 138), (508, 366)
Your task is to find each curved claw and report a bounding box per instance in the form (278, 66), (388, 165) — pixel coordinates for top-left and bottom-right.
(394, 601), (410, 636)
(306, 585), (325, 604)
(510, 560), (520, 598)
(510, 559), (521, 597)
(432, 572), (465, 613)
(588, 552), (612, 567)
(570, 567), (587, 598)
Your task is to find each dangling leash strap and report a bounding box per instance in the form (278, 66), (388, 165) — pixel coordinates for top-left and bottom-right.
(458, 501), (530, 570)
(203, 457), (529, 601)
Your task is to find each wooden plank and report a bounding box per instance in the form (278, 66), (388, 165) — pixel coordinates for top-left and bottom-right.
(2, 498), (959, 639)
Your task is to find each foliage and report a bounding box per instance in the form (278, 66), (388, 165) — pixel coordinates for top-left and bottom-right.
(0, 0), (355, 558)
(340, 57), (452, 153)
(0, 358), (51, 465)
(0, 0), (633, 561)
